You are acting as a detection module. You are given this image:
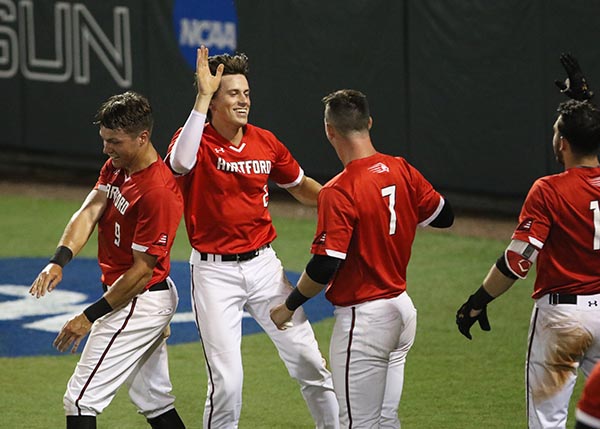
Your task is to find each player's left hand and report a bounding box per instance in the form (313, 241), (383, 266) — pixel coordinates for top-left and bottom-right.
(53, 313), (93, 353)
(270, 303), (294, 330)
(456, 297), (491, 340)
(554, 53), (594, 101)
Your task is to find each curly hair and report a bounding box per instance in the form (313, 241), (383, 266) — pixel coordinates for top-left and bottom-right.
(556, 100), (600, 156)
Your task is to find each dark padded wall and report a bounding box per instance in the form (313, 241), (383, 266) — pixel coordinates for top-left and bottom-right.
(2, 0), (600, 211)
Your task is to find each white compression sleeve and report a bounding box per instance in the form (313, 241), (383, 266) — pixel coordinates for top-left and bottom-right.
(169, 110), (207, 174)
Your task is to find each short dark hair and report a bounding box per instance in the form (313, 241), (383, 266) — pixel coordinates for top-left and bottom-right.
(556, 100), (600, 156)
(322, 89), (370, 135)
(94, 91), (153, 136)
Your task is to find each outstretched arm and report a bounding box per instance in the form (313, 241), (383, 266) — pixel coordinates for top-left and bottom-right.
(29, 189), (107, 298)
(286, 176), (322, 206)
(169, 46), (224, 174)
(52, 250), (157, 354)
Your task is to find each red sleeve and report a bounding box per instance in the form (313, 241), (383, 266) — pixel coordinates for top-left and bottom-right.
(94, 160), (113, 190)
(132, 187), (181, 257)
(269, 136), (302, 187)
(512, 179), (553, 249)
(405, 160), (443, 225)
(311, 186), (356, 259)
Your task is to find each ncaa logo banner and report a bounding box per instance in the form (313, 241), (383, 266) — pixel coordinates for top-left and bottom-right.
(173, 0), (238, 68)
(0, 258), (333, 357)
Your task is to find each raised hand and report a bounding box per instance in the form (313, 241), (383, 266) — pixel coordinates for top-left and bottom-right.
(195, 45), (225, 98)
(555, 53), (594, 101)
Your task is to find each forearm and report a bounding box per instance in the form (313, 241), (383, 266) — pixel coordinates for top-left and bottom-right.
(193, 93), (212, 114)
(481, 264), (517, 298)
(57, 191), (105, 256)
(296, 270), (327, 298)
(287, 176), (322, 206)
(103, 267), (153, 310)
(170, 110), (206, 174)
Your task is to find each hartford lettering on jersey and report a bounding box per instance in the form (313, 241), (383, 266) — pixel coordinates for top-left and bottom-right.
(216, 157), (272, 174)
(106, 184), (130, 214)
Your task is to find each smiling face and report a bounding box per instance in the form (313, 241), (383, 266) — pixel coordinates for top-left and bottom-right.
(209, 74), (250, 130)
(100, 126), (147, 171)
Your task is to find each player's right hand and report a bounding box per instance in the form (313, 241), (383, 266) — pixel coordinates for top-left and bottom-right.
(455, 297), (491, 340)
(29, 263), (63, 298)
(270, 303), (294, 330)
(554, 53), (594, 101)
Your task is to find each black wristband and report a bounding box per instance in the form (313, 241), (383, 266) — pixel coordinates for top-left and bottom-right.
(285, 288), (310, 311)
(469, 285), (495, 310)
(83, 297), (113, 323)
(49, 246), (73, 268)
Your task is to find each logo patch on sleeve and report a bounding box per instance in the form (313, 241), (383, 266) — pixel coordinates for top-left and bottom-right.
(506, 250), (532, 279)
(154, 233), (169, 246)
(516, 218), (533, 231)
(313, 232), (327, 245)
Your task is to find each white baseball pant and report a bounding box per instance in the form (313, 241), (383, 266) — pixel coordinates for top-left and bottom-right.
(527, 293), (600, 429)
(190, 246), (339, 429)
(330, 292), (417, 429)
(63, 278), (179, 419)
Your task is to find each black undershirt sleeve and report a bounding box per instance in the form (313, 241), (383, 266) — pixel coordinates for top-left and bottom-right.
(305, 254), (342, 285)
(429, 199), (454, 228)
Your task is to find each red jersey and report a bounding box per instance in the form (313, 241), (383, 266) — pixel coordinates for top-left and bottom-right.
(311, 153), (444, 307)
(167, 123), (302, 254)
(95, 158), (183, 288)
(512, 167), (600, 299)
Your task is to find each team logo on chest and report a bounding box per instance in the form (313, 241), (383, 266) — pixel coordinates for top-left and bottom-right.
(216, 157), (272, 175)
(106, 184), (130, 215)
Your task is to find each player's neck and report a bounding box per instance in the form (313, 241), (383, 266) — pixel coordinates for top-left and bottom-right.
(125, 145), (158, 175)
(211, 119), (244, 146)
(565, 154), (600, 170)
(337, 138), (376, 166)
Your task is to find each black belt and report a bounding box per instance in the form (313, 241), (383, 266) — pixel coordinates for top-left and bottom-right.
(548, 293), (577, 305)
(199, 244), (270, 262)
(102, 279), (169, 293)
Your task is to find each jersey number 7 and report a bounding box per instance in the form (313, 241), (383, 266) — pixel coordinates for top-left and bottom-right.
(382, 185), (397, 235)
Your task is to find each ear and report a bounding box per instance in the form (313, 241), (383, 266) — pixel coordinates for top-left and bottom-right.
(138, 130), (150, 145)
(367, 116), (373, 130)
(325, 122), (336, 141)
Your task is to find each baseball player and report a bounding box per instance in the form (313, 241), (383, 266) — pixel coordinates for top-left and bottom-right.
(456, 96), (600, 427)
(29, 92), (185, 429)
(270, 89), (454, 428)
(576, 361), (600, 429)
(165, 46), (338, 428)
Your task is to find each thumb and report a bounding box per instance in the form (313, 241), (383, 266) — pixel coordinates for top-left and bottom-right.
(478, 308), (491, 331)
(555, 79), (568, 91)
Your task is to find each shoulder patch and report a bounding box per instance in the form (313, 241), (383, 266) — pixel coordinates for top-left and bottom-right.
(516, 218), (534, 231)
(313, 232), (327, 245)
(153, 233), (169, 247)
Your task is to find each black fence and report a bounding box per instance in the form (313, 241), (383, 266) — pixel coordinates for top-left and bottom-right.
(2, 0), (599, 214)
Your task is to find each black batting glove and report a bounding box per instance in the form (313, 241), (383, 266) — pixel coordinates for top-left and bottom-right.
(456, 296), (491, 340)
(554, 53), (594, 101)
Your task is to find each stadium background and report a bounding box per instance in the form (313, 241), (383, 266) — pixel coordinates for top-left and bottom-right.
(2, 0), (599, 213)
(0, 2), (597, 426)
